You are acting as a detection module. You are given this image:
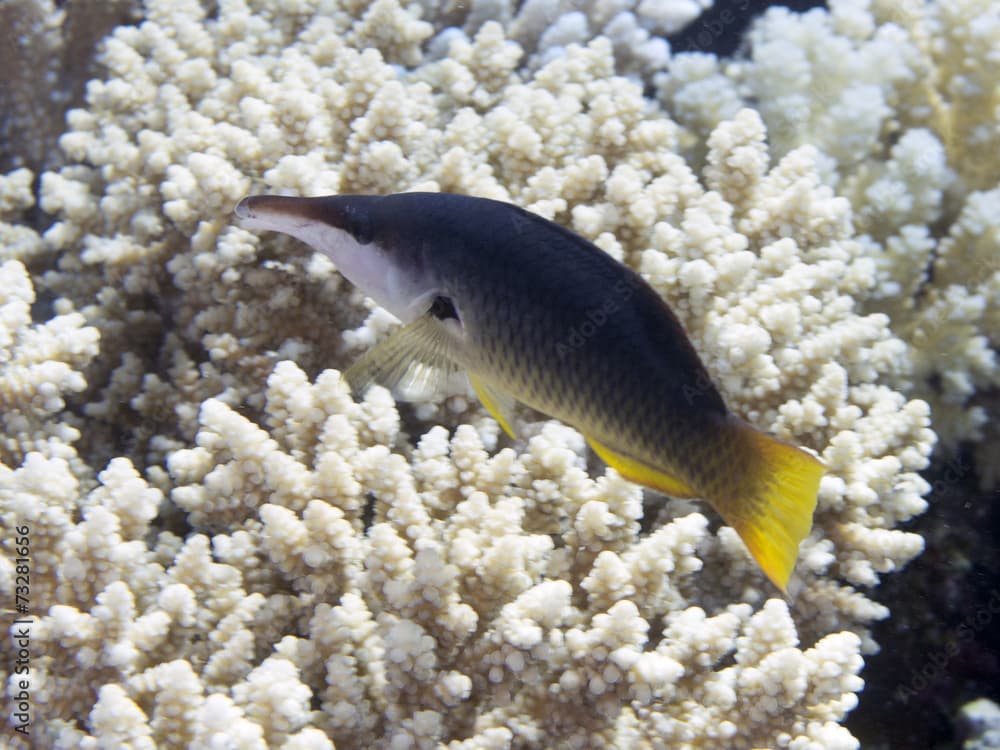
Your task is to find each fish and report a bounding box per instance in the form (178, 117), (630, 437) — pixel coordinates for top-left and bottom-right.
(233, 192), (824, 591)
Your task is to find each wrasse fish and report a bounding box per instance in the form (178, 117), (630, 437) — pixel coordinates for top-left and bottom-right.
(234, 192), (824, 591)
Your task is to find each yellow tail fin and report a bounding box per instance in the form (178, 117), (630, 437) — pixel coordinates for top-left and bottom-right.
(721, 424), (824, 593)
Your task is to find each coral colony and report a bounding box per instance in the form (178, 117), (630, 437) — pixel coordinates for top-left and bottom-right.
(1, 0), (995, 748)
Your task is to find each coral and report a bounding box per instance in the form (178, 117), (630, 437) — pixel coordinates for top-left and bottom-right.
(658, 0), (1000, 485)
(0, 0), (951, 747)
(13, 362), (875, 749)
(0, 0), (134, 173)
(960, 698), (1000, 750)
(0, 259), (99, 476)
(421, 0), (697, 77)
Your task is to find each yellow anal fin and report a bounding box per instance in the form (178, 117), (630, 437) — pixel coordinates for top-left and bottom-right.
(470, 374), (519, 439)
(586, 436), (699, 498)
(723, 426), (825, 593)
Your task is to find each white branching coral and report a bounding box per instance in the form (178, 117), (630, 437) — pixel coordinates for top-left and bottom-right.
(421, 0), (704, 78)
(16, 363), (870, 748)
(0, 0), (953, 747)
(658, 0), (1000, 484)
(0, 259), (99, 476)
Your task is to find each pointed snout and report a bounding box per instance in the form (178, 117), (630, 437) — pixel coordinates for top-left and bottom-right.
(233, 194), (318, 225)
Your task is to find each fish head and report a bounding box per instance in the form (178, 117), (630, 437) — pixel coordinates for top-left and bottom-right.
(234, 194), (445, 324)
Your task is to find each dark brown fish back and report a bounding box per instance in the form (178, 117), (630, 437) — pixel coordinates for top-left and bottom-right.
(364, 193), (729, 479)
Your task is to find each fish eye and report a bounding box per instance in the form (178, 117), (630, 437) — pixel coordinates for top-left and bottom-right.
(429, 295), (459, 321)
(343, 206), (373, 244)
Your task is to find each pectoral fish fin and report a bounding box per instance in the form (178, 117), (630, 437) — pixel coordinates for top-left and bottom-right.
(586, 437), (699, 498)
(469, 374), (519, 438)
(718, 424), (825, 593)
(345, 315), (461, 401)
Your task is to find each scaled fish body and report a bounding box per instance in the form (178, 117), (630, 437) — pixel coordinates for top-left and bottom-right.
(234, 192), (824, 591)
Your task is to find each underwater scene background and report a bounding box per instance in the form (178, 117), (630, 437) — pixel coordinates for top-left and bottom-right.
(1, 1), (997, 748)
